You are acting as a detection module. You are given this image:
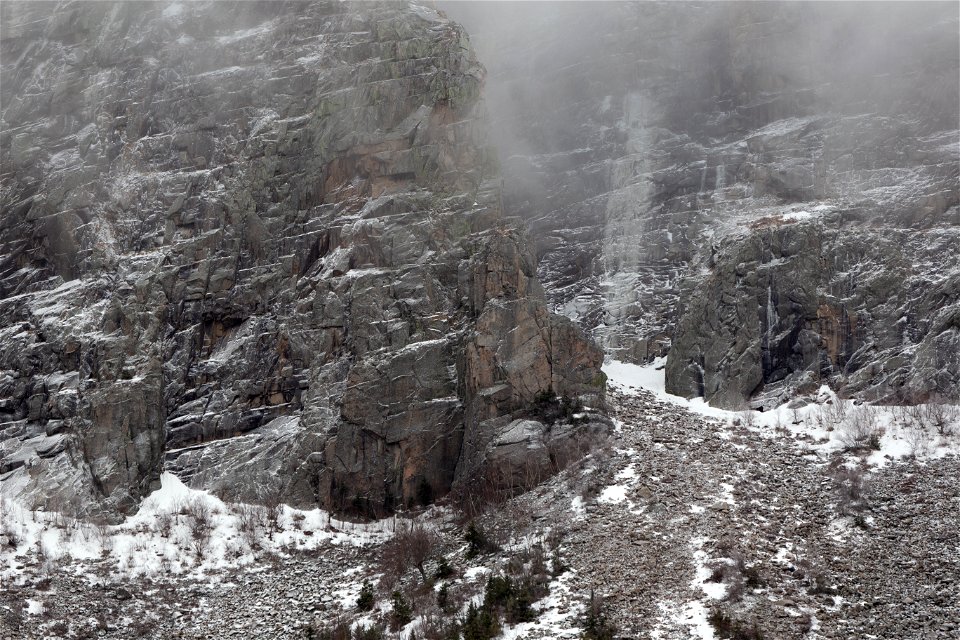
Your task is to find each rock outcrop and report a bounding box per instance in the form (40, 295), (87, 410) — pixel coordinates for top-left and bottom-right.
(0, 1), (606, 517)
(444, 2), (960, 407)
(665, 215), (960, 407)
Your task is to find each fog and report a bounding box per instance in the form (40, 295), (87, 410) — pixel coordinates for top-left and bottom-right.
(440, 1), (959, 166)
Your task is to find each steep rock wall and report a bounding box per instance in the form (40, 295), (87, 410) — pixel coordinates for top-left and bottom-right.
(0, 1), (606, 517)
(444, 1), (959, 406)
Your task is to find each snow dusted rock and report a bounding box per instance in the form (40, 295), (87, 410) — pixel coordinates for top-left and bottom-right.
(445, 2), (959, 407)
(484, 419), (551, 481)
(0, 1), (606, 517)
(666, 218), (960, 408)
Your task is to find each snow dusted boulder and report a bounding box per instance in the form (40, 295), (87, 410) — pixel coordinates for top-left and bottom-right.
(484, 419), (552, 486)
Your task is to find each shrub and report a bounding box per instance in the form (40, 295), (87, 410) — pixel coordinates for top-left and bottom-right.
(382, 522), (435, 584)
(390, 590), (413, 631)
(465, 522), (496, 559)
(356, 580), (375, 612)
(708, 608), (764, 640)
(461, 602), (499, 640)
(434, 555), (454, 580)
(582, 590), (617, 640)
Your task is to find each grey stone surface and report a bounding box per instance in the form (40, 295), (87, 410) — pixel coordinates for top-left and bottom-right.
(0, 1), (606, 517)
(445, 2), (959, 406)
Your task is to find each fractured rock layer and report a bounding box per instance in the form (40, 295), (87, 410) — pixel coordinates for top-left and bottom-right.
(0, 1), (606, 516)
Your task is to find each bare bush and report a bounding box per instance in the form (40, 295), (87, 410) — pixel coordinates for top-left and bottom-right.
(89, 520), (112, 555)
(37, 539), (60, 575)
(839, 405), (883, 451)
(234, 503), (264, 551)
(190, 534), (210, 562)
(772, 413), (788, 435)
(184, 498), (214, 560)
(830, 464), (869, 519)
(828, 399), (847, 424)
(794, 546), (836, 595)
(156, 511), (175, 538)
(707, 544), (765, 603)
(260, 485), (285, 539)
(814, 404), (831, 431)
(0, 500), (18, 548)
(791, 406), (803, 425)
(903, 422), (933, 458)
(184, 497), (212, 530)
(448, 465), (505, 521)
(922, 399), (959, 437)
(547, 435), (594, 476)
(414, 612), (460, 640)
(891, 404), (912, 431)
(381, 522), (435, 585)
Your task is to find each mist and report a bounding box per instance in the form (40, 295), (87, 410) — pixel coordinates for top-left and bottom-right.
(437, 1), (959, 364)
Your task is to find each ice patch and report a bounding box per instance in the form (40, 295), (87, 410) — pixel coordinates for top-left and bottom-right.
(25, 599), (45, 615)
(570, 496), (586, 517)
(597, 484), (629, 504)
(690, 537), (727, 601)
(676, 601), (716, 639)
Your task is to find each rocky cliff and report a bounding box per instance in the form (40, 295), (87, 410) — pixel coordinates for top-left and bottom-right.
(0, 0), (607, 518)
(445, 2), (959, 408)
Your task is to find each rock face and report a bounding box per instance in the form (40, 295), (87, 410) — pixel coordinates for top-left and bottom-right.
(444, 2), (959, 407)
(0, 1), (606, 517)
(664, 218), (960, 407)
(665, 216), (960, 408)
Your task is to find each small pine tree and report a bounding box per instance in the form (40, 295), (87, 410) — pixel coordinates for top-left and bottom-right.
(484, 575), (514, 608)
(437, 582), (450, 612)
(390, 590), (413, 631)
(465, 522), (488, 559)
(356, 580), (375, 612)
(506, 586), (535, 623)
(582, 590), (617, 640)
(461, 602), (499, 640)
(434, 554), (454, 579)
